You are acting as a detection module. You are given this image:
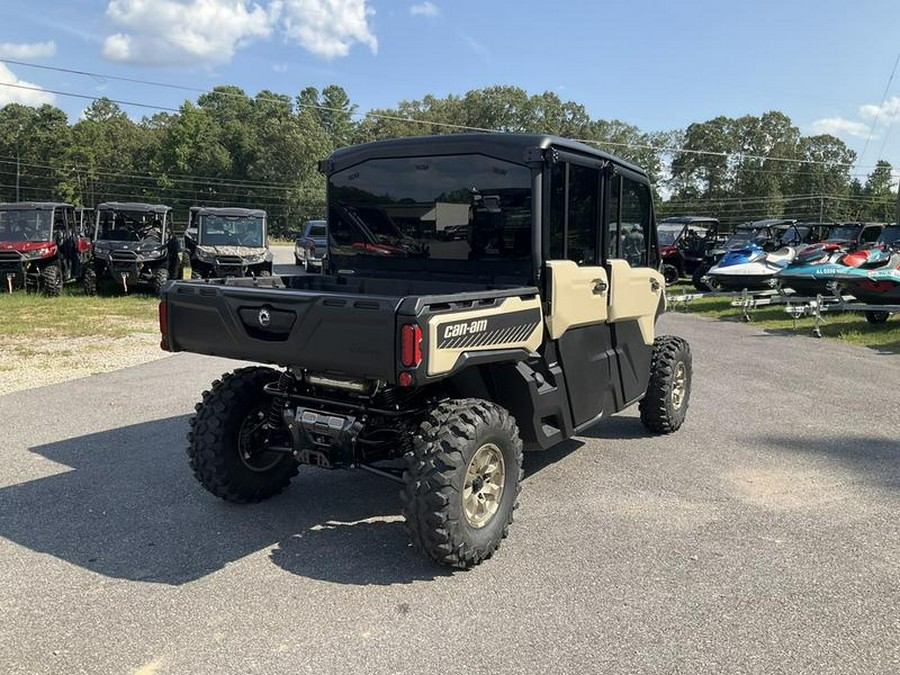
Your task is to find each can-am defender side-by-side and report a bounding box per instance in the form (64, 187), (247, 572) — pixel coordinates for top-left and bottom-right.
(183, 207), (273, 279)
(0, 202), (92, 296)
(160, 134), (693, 569)
(87, 202), (182, 295)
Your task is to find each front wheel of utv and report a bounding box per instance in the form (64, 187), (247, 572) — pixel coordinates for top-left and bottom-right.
(151, 266), (169, 296)
(639, 336), (692, 434)
(187, 366), (299, 503)
(662, 263), (680, 286)
(82, 266), (98, 296)
(402, 399), (523, 569)
(41, 264), (62, 297)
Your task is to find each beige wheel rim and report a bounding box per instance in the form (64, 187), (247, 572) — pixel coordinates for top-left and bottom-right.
(671, 361), (687, 409)
(462, 443), (505, 529)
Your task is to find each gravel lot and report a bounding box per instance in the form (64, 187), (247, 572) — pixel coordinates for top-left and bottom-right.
(0, 246), (303, 396)
(1, 312), (898, 674)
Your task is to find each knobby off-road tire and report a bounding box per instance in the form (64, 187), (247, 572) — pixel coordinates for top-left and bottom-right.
(151, 266), (169, 296)
(662, 263), (680, 286)
(402, 399), (523, 569)
(692, 264), (711, 292)
(40, 264), (62, 297)
(639, 335), (692, 434)
(82, 266), (98, 296)
(865, 310), (890, 325)
(187, 366), (299, 503)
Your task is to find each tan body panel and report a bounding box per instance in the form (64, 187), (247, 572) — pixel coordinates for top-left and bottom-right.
(544, 260), (609, 340)
(606, 259), (664, 345)
(427, 296), (543, 376)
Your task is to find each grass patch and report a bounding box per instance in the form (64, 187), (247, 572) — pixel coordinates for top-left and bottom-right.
(0, 289), (158, 339)
(666, 286), (900, 354)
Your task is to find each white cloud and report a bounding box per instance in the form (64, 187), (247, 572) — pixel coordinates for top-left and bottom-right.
(809, 117), (870, 138)
(0, 41), (57, 59)
(0, 64), (55, 106)
(860, 95), (900, 124)
(101, 0), (377, 64)
(102, 0), (277, 66)
(410, 2), (438, 16)
(281, 0), (377, 59)
(272, 62), (288, 72)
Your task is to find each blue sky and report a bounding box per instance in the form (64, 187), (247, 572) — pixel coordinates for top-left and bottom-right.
(2, 0), (900, 177)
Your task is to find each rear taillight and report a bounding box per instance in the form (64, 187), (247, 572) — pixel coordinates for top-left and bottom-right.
(400, 324), (422, 367)
(158, 301), (169, 351)
(308, 241), (316, 255)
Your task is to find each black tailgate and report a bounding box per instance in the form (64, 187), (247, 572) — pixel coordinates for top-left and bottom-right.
(166, 283), (400, 380)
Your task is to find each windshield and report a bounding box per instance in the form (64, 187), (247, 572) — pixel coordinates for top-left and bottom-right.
(657, 225), (684, 246)
(878, 225), (900, 245)
(725, 228), (765, 248)
(777, 226), (808, 245)
(0, 209), (54, 242)
(826, 226), (860, 241)
(199, 215), (265, 247)
(96, 210), (166, 242)
(328, 154), (533, 281)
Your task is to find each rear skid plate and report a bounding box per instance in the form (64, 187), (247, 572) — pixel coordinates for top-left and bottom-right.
(283, 406), (363, 468)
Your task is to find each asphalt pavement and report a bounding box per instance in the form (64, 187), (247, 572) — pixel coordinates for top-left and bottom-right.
(1, 312), (899, 674)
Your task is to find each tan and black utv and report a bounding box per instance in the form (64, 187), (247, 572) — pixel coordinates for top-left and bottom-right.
(160, 134), (692, 568)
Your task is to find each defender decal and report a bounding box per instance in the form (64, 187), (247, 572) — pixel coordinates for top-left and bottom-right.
(436, 309), (541, 350)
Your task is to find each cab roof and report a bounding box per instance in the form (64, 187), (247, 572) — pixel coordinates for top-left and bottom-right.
(191, 206), (267, 218)
(96, 202), (172, 214)
(0, 201), (73, 210)
(659, 216), (719, 225)
(322, 133), (649, 178)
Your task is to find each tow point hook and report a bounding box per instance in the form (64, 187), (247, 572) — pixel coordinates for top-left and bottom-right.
(120, 272), (128, 294)
(5, 273), (13, 293)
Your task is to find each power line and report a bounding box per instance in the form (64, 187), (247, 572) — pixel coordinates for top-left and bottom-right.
(0, 58), (891, 171)
(860, 51), (900, 162)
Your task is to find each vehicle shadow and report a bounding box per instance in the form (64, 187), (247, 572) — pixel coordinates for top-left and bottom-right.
(2, 411), (661, 586)
(0, 415), (446, 586)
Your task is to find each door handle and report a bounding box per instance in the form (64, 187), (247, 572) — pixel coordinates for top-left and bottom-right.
(650, 278), (661, 292)
(592, 279), (608, 294)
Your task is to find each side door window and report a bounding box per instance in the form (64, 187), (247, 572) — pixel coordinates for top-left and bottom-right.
(619, 177), (651, 267)
(605, 175), (621, 260)
(546, 161), (600, 265)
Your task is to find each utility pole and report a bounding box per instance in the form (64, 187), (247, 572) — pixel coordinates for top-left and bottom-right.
(895, 180), (900, 223)
(15, 149), (20, 202)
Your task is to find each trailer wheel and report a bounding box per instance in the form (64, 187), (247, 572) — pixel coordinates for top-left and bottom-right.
(640, 335), (692, 434)
(151, 267), (169, 296)
(865, 310), (890, 325)
(402, 399), (523, 569)
(82, 266), (98, 296)
(187, 366), (298, 503)
(41, 264), (62, 297)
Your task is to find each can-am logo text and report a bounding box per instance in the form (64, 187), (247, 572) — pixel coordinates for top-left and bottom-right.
(443, 319), (488, 339)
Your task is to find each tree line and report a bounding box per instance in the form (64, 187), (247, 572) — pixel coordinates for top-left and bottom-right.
(0, 84), (894, 234)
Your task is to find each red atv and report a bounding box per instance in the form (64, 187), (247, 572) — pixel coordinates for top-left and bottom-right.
(0, 202), (92, 296)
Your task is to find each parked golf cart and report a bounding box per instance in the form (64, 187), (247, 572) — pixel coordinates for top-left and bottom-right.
(87, 202), (182, 295)
(0, 202), (91, 296)
(184, 207), (272, 279)
(657, 216), (720, 285)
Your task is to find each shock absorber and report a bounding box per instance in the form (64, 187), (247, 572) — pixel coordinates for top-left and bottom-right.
(266, 370), (292, 429)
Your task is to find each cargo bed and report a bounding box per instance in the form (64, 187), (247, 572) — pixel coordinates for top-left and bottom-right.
(162, 274), (538, 383)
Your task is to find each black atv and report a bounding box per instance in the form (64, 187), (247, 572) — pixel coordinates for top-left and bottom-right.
(86, 202), (183, 296)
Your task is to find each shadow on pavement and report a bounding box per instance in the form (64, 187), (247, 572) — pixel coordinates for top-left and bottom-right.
(764, 435), (900, 487)
(2, 410), (663, 586)
(0, 415), (445, 586)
